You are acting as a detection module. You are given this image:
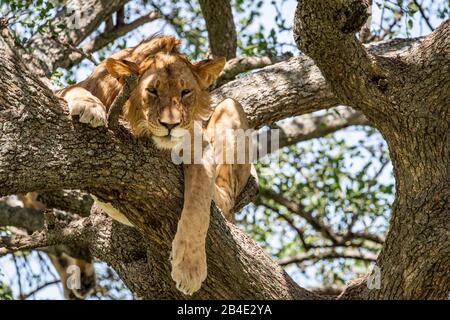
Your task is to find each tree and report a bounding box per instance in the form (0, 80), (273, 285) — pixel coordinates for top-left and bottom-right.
(0, 0), (448, 299)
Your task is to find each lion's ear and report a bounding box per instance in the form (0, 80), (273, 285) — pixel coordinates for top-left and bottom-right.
(193, 57), (226, 89)
(105, 58), (140, 81)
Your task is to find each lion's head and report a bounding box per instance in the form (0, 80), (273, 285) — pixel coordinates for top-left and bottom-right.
(104, 36), (225, 149)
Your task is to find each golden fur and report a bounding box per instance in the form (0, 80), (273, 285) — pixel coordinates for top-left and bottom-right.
(59, 36), (216, 149)
(58, 36), (252, 295)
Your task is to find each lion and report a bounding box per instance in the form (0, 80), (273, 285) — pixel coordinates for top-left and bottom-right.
(57, 35), (252, 295)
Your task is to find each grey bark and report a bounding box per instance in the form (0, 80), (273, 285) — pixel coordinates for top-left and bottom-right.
(294, 0), (449, 299)
(199, 0), (237, 59)
(273, 107), (369, 150)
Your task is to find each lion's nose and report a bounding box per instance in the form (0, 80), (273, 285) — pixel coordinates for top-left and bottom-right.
(159, 120), (180, 131)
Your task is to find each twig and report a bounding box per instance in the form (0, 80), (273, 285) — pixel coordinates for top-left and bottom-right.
(260, 189), (341, 244)
(259, 200), (310, 250)
(81, 11), (160, 56)
(51, 35), (99, 65)
(107, 74), (139, 130)
(0, 16), (9, 29)
(12, 254), (23, 298)
(277, 249), (377, 266)
(20, 280), (60, 300)
(413, 0), (434, 31)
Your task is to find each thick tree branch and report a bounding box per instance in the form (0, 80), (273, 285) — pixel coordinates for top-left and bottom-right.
(293, 0), (397, 119)
(273, 107), (369, 149)
(0, 215), (91, 256)
(400, 20), (450, 109)
(294, 1), (449, 123)
(116, 6), (126, 27)
(294, 1), (450, 299)
(199, 0), (237, 59)
(215, 53), (292, 87)
(211, 38), (420, 128)
(1, 23), (445, 298)
(37, 190), (93, 217)
(0, 203), (44, 231)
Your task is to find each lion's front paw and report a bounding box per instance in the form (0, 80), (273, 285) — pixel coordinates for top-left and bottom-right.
(170, 234), (207, 296)
(68, 97), (107, 128)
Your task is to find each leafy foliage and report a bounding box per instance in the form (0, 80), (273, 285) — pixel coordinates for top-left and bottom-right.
(237, 124), (392, 288)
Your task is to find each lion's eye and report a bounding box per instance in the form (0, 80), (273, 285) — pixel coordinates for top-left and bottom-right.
(181, 89), (192, 98)
(147, 88), (158, 96)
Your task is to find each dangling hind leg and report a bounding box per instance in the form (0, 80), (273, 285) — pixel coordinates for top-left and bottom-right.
(206, 98), (252, 222)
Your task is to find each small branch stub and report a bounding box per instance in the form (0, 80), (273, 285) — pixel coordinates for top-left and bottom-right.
(107, 74), (138, 130)
(0, 16), (8, 29)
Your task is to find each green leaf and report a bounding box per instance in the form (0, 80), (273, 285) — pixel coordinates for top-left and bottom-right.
(407, 2), (419, 15)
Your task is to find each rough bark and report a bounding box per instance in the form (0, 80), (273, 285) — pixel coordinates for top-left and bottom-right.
(294, 0), (449, 299)
(37, 190), (93, 217)
(215, 53), (293, 87)
(199, 0), (237, 59)
(0, 203), (44, 231)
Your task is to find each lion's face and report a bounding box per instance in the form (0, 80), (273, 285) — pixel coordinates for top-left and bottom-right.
(106, 49), (225, 149)
(132, 53), (212, 149)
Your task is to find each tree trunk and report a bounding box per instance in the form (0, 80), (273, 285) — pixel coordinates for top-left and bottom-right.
(294, 0), (449, 299)
(198, 0), (237, 60)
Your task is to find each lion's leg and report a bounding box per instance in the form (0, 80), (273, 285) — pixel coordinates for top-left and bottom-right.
(206, 98), (252, 222)
(170, 139), (215, 295)
(17, 192), (46, 210)
(47, 250), (96, 300)
(58, 85), (107, 128)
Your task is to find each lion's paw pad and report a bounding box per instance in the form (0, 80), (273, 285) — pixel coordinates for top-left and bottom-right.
(170, 240), (207, 296)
